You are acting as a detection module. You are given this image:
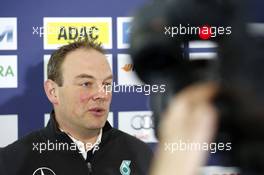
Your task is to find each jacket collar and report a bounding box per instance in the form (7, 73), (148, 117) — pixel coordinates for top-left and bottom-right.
(44, 110), (113, 145)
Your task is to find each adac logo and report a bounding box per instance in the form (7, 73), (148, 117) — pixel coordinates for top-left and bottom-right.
(43, 17), (112, 49)
(57, 26), (99, 41)
(0, 18), (17, 50)
(120, 160), (131, 175)
(122, 64), (134, 72)
(32, 167), (56, 175)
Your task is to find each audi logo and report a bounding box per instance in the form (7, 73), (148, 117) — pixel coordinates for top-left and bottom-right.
(130, 114), (154, 130)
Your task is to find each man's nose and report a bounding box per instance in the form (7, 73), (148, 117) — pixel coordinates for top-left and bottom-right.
(91, 83), (110, 101)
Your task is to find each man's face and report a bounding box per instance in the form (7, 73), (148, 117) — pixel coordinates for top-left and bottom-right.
(56, 48), (112, 130)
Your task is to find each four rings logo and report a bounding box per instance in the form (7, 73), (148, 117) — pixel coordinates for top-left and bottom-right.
(33, 167), (56, 175)
(130, 114), (154, 130)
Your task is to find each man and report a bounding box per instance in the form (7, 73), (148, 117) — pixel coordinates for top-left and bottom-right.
(0, 39), (153, 175)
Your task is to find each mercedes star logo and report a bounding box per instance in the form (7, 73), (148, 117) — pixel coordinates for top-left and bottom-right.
(32, 167), (56, 175)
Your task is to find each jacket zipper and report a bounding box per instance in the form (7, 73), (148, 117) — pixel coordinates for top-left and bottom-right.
(87, 162), (92, 174)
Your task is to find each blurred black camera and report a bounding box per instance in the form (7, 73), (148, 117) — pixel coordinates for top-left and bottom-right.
(130, 0), (264, 174)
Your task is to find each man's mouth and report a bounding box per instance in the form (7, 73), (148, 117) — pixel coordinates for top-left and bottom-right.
(88, 107), (106, 117)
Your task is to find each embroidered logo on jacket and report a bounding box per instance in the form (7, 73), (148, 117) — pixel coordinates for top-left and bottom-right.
(120, 160), (131, 175)
(32, 167), (56, 175)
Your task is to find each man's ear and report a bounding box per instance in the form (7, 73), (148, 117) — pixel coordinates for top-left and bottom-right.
(44, 79), (59, 105)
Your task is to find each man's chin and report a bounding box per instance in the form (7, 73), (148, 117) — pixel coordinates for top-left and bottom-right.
(85, 121), (106, 130)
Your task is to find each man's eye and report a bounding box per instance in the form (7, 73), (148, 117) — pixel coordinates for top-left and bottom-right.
(103, 83), (112, 91)
(81, 82), (92, 87)
(103, 83), (112, 88)
(104, 82), (112, 86)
